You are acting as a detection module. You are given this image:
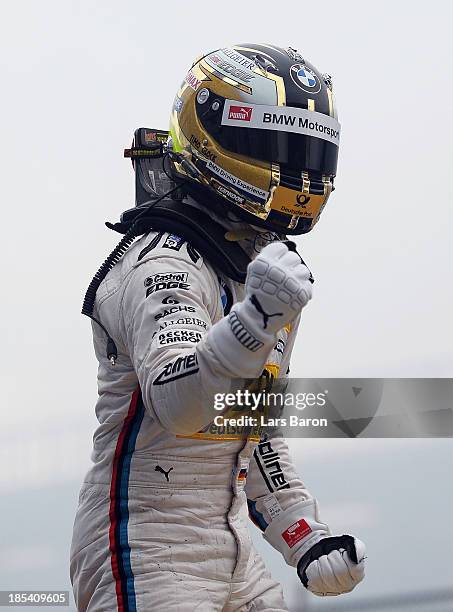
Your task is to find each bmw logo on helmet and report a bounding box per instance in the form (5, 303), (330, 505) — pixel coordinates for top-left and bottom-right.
(290, 64), (321, 93)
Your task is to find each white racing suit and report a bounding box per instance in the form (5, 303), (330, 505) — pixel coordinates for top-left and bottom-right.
(70, 230), (330, 611)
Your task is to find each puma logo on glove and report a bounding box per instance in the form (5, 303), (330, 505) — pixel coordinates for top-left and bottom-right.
(250, 294), (283, 329)
(237, 241), (313, 337)
(207, 241), (314, 378)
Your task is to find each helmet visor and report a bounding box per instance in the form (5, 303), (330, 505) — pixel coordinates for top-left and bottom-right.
(197, 98), (340, 175)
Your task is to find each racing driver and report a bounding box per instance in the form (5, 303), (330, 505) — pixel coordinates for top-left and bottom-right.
(70, 43), (366, 611)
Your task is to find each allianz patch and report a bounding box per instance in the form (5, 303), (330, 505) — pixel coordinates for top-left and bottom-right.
(144, 272), (190, 298)
(221, 100), (341, 146)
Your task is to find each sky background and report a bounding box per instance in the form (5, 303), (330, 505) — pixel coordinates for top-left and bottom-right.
(1, 0), (452, 610)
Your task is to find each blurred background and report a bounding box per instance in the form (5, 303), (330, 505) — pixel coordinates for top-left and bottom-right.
(0, 0), (452, 610)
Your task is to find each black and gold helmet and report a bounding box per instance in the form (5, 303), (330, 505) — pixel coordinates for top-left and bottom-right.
(169, 43), (340, 234)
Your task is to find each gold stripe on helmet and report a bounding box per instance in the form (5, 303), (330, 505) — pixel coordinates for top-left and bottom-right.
(263, 71), (286, 105)
(302, 170), (310, 194)
(326, 87), (334, 117)
(271, 163), (280, 190)
(199, 61), (253, 95)
(322, 175), (333, 197)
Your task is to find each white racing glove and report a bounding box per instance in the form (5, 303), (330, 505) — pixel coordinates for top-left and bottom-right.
(297, 535), (366, 596)
(238, 240), (313, 334)
(207, 241), (313, 378)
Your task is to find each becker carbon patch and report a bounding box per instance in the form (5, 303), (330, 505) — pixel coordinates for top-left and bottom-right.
(155, 328), (203, 348)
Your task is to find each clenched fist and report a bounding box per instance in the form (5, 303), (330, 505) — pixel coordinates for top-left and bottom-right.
(240, 241), (313, 336)
(205, 241), (313, 379)
(297, 535), (366, 596)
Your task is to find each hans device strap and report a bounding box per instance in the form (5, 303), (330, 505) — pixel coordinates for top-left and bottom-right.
(106, 199), (250, 284)
(120, 127), (251, 283)
(82, 127), (251, 365)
